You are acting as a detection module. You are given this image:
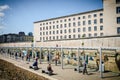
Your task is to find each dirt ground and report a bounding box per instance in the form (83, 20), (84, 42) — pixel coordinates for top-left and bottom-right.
(0, 59), (48, 80)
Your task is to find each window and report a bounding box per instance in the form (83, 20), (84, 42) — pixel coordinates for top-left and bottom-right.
(40, 27), (42, 30)
(49, 36), (51, 40)
(40, 37), (42, 41)
(73, 22), (76, 27)
(49, 26), (51, 29)
(117, 27), (120, 34)
(60, 30), (62, 34)
(83, 16), (85, 19)
(69, 35), (71, 38)
(53, 36), (55, 40)
(73, 28), (76, 33)
(73, 35), (75, 38)
(100, 13), (103, 16)
(94, 14), (97, 17)
(60, 20), (62, 22)
(78, 17), (80, 19)
(78, 22), (80, 26)
(116, 0), (120, 3)
(100, 33), (104, 36)
(64, 35), (67, 39)
(78, 28), (81, 32)
(88, 15), (91, 18)
(49, 22), (51, 24)
(64, 19), (67, 22)
(53, 31), (55, 34)
(94, 26), (97, 31)
(56, 36), (59, 40)
(60, 36), (62, 39)
(64, 24), (67, 27)
(94, 33), (97, 37)
(100, 18), (103, 23)
(49, 31), (51, 34)
(69, 23), (71, 27)
(94, 19), (97, 24)
(46, 26), (48, 30)
(46, 32), (48, 35)
(73, 18), (75, 20)
(43, 32), (45, 35)
(88, 20), (91, 25)
(56, 21), (59, 23)
(53, 25), (55, 29)
(83, 21), (86, 25)
(64, 29), (67, 33)
(88, 34), (92, 37)
(53, 21), (55, 24)
(56, 25), (59, 29)
(83, 27), (86, 32)
(100, 26), (103, 30)
(88, 27), (91, 31)
(78, 34), (80, 38)
(69, 29), (71, 33)
(56, 30), (59, 34)
(40, 32), (42, 35)
(117, 17), (120, 24)
(60, 24), (63, 28)
(116, 7), (120, 13)
(68, 18), (71, 21)
(46, 22), (48, 25)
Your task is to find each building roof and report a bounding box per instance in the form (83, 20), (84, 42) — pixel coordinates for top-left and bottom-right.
(34, 8), (103, 23)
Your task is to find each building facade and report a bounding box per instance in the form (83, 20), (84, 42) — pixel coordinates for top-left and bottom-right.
(34, 0), (120, 47)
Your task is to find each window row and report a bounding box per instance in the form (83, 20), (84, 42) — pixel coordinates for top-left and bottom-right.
(40, 26), (103, 35)
(40, 33), (104, 41)
(40, 19), (103, 30)
(40, 13), (103, 26)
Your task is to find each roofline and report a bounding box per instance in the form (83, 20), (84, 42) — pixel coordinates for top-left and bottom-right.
(34, 8), (103, 23)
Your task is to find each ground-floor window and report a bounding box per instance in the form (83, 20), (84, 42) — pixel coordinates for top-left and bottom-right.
(117, 27), (120, 34)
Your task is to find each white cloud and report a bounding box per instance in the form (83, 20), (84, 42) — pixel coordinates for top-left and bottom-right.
(0, 12), (4, 17)
(0, 25), (5, 29)
(0, 5), (9, 12)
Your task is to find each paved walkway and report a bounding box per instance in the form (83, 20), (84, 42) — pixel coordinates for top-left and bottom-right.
(0, 54), (120, 80)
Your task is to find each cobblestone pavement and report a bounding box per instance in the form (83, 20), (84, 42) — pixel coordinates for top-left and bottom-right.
(0, 54), (120, 80)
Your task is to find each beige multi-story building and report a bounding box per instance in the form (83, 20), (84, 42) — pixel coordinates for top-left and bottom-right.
(34, 0), (120, 47)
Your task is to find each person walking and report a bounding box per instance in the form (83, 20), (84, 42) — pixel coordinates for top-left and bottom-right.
(83, 60), (88, 75)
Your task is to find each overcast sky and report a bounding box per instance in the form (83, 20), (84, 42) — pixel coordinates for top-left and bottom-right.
(0, 0), (103, 35)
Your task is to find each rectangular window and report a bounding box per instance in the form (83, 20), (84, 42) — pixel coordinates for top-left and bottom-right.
(100, 18), (103, 23)
(78, 22), (80, 26)
(64, 35), (67, 39)
(60, 36), (62, 39)
(88, 20), (91, 25)
(73, 18), (75, 21)
(117, 17), (120, 24)
(94, 19), (97, 24)
(56, 25), (59, 29)
(78, 34), (80, 38)
(88, 15), (91, 18)
(69, 23), (71, 27)
(100, 33), (104, 36)
(88, 34), (92, 37)
(69, 29), (71, 33)
(53, 31), (55, 34)
(64, 29), (67, 33)
(94, 14), (97, 17)
(64, 19), (67, 22)
(78, 28), (81, 32)
(53, 25), (55, 29)
(73, 28), (76, 33)
(88, 27), (91, 31)
(64, 24), (67, 27)
(83, 21), (86, 25)
(83, 27), (86, 32)
(69, 35), (71, 39)
(94, 33), (97, 37)
(117, 27), (120, 34)
(83, 16), (85, 19)
(94, 26), (97, 31)
(56, 30), (59, 34)
(78, 17), (80, 19)
(73, 35), (76, 38)
(116, 0), (120, 3)
(73, 22), (76, 27)
(60, 24), (63, 28)
(100, 26), (103, 30)
(60, 30), (62, 34)
(56, 36), (59, 40)
(116, 7), (120, 13)
(49, 31), (51, 35)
